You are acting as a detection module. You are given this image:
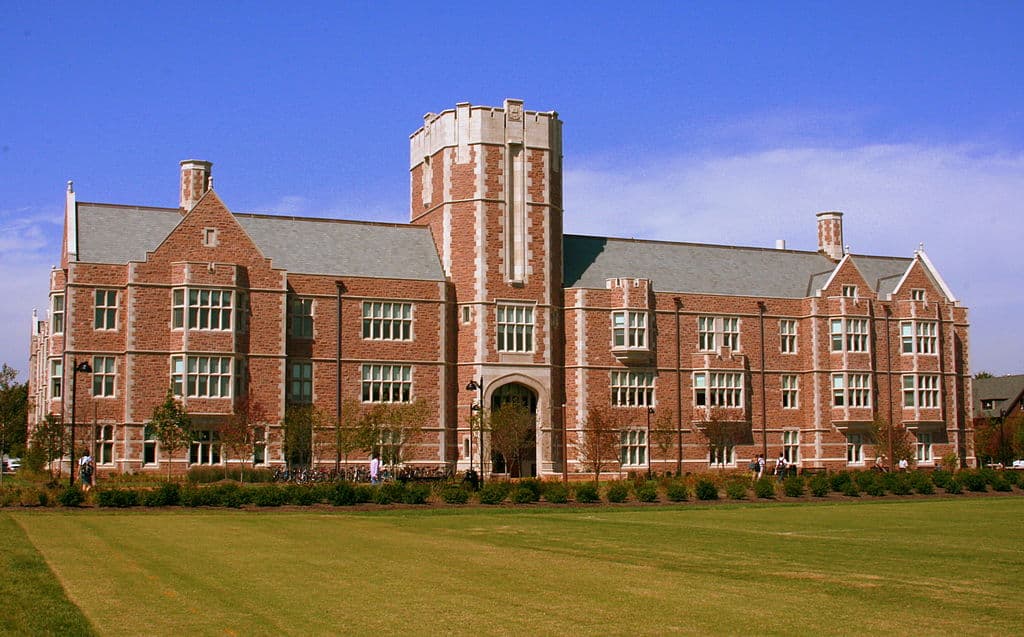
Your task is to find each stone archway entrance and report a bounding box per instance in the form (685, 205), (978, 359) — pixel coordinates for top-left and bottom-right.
(489, 382), (538, 477)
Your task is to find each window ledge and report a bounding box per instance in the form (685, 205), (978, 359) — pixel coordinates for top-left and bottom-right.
(612, 347), (652, 363)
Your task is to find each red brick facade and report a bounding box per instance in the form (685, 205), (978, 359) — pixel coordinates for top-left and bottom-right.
(27, 100), (975, 478)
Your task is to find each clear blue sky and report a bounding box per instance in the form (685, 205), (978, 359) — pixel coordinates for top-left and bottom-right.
(2, 1), (1022, 378)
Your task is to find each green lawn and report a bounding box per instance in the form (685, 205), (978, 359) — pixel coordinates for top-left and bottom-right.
(4, 498), (1022, 636)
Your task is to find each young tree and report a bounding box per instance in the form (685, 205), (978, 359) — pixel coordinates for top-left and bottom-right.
(575, 405), (622, 483)
(488, 401), (535, 477)
(282, 404), (314, 470)
(649, 409), (676, 471)
(150, 389), (192, 478)
(309, 405), (339, 468)
(869, 415), (915, 468)
(335, 398), (370, 472)
(30, 414), (66, 481)
(220, 396), (269, 480)
(363, 399), (429, 471)
(701, 409), (743, 468)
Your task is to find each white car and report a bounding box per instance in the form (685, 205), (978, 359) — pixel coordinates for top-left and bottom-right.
(3, 457), (20, 472)
(1012, 459), (1024, 469)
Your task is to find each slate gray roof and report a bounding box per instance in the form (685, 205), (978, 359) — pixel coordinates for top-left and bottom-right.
(75, 203), (445, 281)
(972, 375), (1024, 420)
(563, 234), (912, 298)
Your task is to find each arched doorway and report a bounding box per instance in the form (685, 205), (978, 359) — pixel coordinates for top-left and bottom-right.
(489, 383), (538, 477)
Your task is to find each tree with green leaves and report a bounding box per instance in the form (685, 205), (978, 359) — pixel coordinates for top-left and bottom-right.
(575, 405), (622, 483)
(149, 389), (192, 478)
(335, 398), (370, 472)
(649, 408), (676, 471)
(869, 415), (915, 468)
(220, 395), (269, 480)
(488, 401), (535, 477)
(0, 364), (28, 485)
(28, 413), (66, 481)
(361, 399), (429, 471)
(282, 404), (314, 470)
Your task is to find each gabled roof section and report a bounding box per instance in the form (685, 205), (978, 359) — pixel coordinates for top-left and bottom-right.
(889, 249), (958, 303)
(563, 234), (910, 298)
(74, 202), (445, 281)
(973, 375), (1024, 420)
(854, 254), (916, 299)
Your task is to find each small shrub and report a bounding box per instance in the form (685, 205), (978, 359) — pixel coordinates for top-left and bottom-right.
(250, 485), (286, 507)
(854, 471), (877, 491)
(635, 481), (659, 503)
(97, 488), (139, 508)
(542, 482), (568, 503)
(58, 486), (85, 507)
(907, 471), (931, 492)
(354, 484), (374, 503)
(1003, 470), (1021, 487)
(865, 480), (886, 497)
(915, 478), (935, 495)
(931, 470), (953, 489)
(478, 481), (510, 505)
(889, 474), (912, 496)
(606, 481), (630, 503)
(725, 481), (747, 500)
(439, 484), (470, 504)
(754, 478), (775, 499)
(0, 488), (19, 507)
(978, 467), (999, 486)
(285, 484), (318, 506)
(328, 481), (357, 506)
(403, 483), (431, 504)
(782, 475), (805, 498)
(809, 474), (830, 497)
(830, 472), (852, 492)
(695, 479), (719, 501)
(665, 480), (689, 502)
(961, 472), (988, 492)
(143, 482), (181, 507)
(207, 483), (245, 508)
(842, 481), (860, 497)
(574, 482), (600, 503)
(518, 478), (543, 502)
(991, 476), (1012, 492)
(945, 478), (963, 494)
(511, 486), (536, 504)
(374, 482), (406, 505)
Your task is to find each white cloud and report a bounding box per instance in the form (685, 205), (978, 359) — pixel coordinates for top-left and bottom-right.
(565, 144), (1024, 375)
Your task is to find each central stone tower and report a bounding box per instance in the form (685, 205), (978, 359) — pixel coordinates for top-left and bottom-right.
(409, 99), (564, 475)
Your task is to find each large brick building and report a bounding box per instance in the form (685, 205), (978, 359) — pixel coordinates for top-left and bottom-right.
(27, 99), (975, 477)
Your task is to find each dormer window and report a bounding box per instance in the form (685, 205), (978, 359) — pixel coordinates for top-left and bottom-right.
(842, 285), (857, 298)
(911, 288), (925, 301)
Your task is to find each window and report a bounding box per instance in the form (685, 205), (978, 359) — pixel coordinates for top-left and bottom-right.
(287, 361), (313, 404)
(846, 433), (864, 464)
(781, 375), (799, 409)
(842, 285), (857, 298)
(902, 374), (940, 408)
(288, 297), (314, 338)
(779, 319), (797, 354)
(51, 294), (64, 334)
(143, 425), (157, 465)
(172, 288), (233, 330)
(611, 371), (655, 407)
(782, 431), (799, 464)
(709, 442), (735, 467)
(612, 311), (648, 349)
(461, 306), (471, 324)
(94, 289), (117, 329)
(95, 425), (114, 464)
(497, 304), (534, 352)
(981, 399), (996, 410)
(202, 227), (218, 247)
(620, 429), (647, 466)
(362, 301), (412, 341)
(190, 430), (221, 465)
(171, 355), (233, 398)
(694, 372), (743, 408)
(361, 364), (412, 403)
(830, 318), (869, 352)
(911, 288), (926, 301)
(698, 316), (740, 351)
(253, 427), (266, 465)
(832, 373), (871, 407)
(236, 292), (249, 334)
(901, 321), (937, 354)
(92, 356), (115, 397)
(50, 359), (63, 399)
(916, 432), (933, 463)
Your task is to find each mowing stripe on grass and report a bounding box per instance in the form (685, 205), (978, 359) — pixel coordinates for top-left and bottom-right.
(0, 512), (96, 636)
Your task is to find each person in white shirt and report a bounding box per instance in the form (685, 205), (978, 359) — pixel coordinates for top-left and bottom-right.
(79, 452), (95, 491)
(369, 453), (381, 484)
(898, 457), (909, 472)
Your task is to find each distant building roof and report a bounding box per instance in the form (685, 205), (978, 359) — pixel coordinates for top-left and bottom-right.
(75, 202), (445, 281)
(973, 375), (1024, 420)
(563, 234), (911, 298)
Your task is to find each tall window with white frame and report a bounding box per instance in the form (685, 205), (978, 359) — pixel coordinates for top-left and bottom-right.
(361, 364), (412, 403)
(832, 373), (871, 407)
(190, 430), (221, 465)
(253, 427), (266, 465)
(721, 317), (739, 350)
(611, 310), (648, 350)
(288, 297), (314, 339)
(496, 304), (534, 353)
(620, 429), (647, 467)
(698, 316), (740, 352)
(143, 425), (158, 466)
(92, 356), (115, 397)
(910, 288), (926, 301)
(779, 319), (797, 353)
(842, 284), (857, 298)
(287, 361), (313, 404)
(51, 294), (64, 334)
(709, 440), (735, 467)
(781, 375), (799, 409)
(94, 289), (117, 330)
(846, 433), (864, 464)
(171, 355), (233, 398)
(610, 371), (655, 407)
(697, 316), (715, 351)
(172, 288), (233, 331)
(782, 430), (799, 464)
(50, 359), (63, 400)
(830, 318), (869, 352)
(693, 371), (743, 408)
(916, 432), (933, 463)
(362, 301), (412, 340)
(902, 374), (940, 408)
(95, 424), (114, 464)
(901, 321), (937, 355)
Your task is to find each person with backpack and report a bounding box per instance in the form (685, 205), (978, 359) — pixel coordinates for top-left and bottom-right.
(775, 453), (787, 481)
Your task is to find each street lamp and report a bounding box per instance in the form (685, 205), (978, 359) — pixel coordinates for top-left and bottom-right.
(69, 359), (93, 487)
(646, 406), (655, 478)
(466, 378), (485, 487)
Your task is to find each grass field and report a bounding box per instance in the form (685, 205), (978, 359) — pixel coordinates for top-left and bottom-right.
(3, 498), (1022, 636)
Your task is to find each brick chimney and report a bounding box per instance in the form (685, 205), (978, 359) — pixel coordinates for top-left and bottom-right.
(180, 159), (212, 212)
(816, 211), (844, 261)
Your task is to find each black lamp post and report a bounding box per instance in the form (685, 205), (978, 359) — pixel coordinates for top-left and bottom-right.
(69, 359), (93, 487)
(646, 406), (655, 478)
(466, 378), (485, 487)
